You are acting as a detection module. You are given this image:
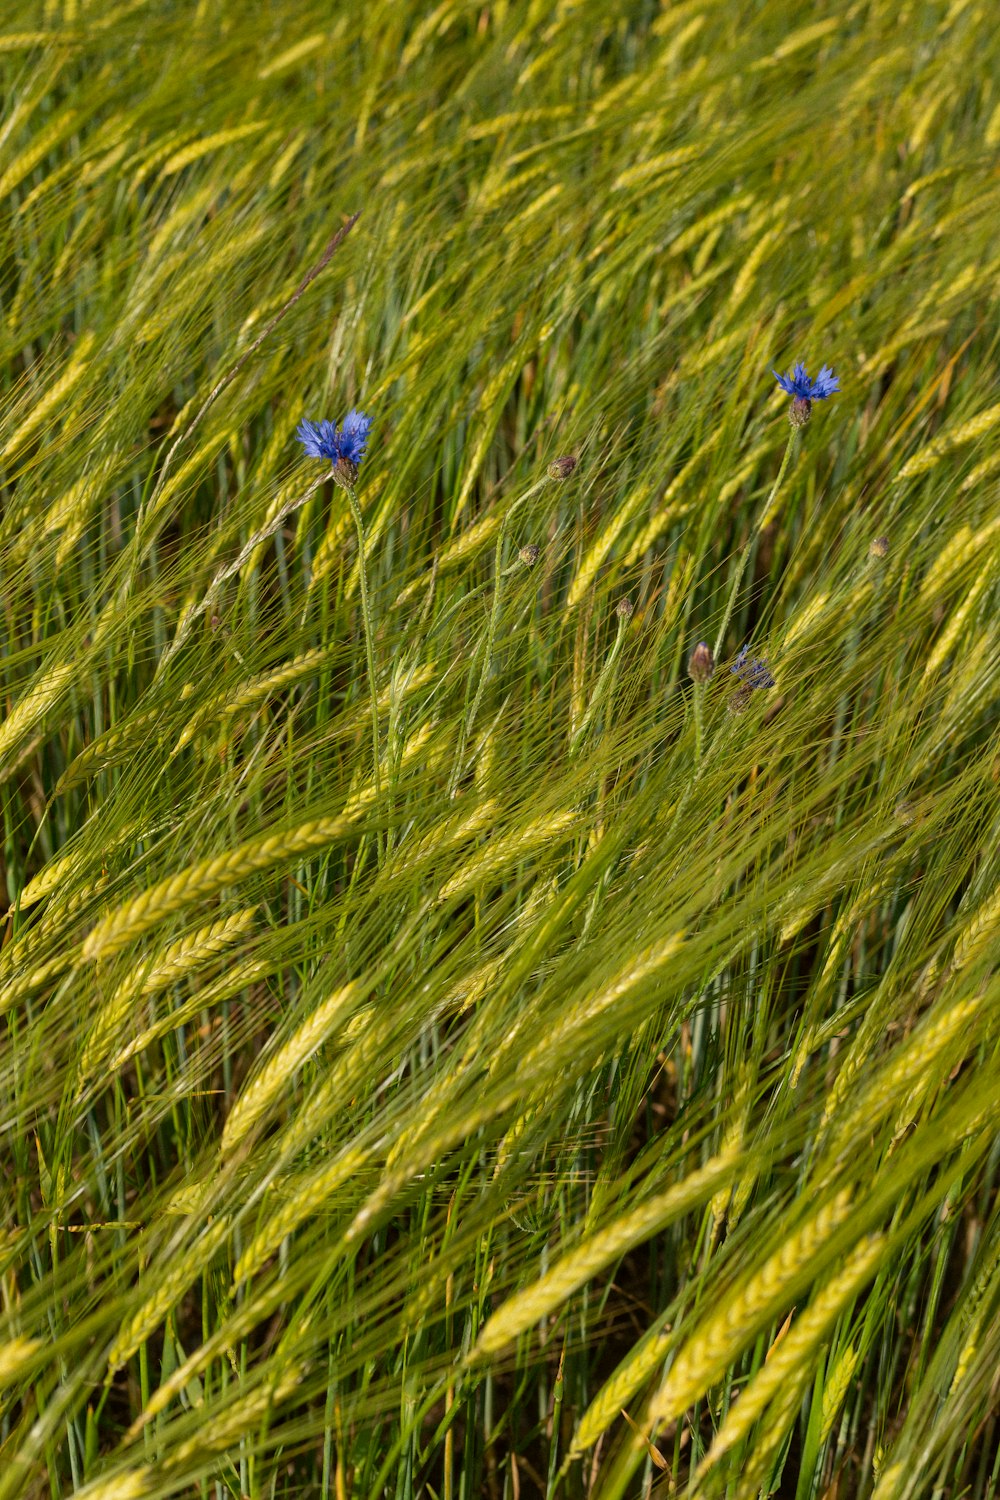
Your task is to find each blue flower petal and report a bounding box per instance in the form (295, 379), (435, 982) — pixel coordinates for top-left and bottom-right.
(810, 365), (840, 399)
(338, 409), (372, 465)
(773, 360), (838, 403)
(296, 410), (374, 468)
(296, 418), (326, 459)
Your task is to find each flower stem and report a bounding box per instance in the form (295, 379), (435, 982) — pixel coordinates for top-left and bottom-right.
(343, 478), (384, 867)
(712, 428), (798, 663)
(569, 610), (629, 759)
(447, 477), (546, 797)
(693, 681), (705, 764)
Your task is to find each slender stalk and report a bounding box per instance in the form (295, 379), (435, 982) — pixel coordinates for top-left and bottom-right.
(342, 478), (384, 868)
(160, 471), (327, 672)
(712, 428), (798, 664)
(689, 428), (798, 766)
(693, 680), (705, 763)
(569, 606), (630, 759)
(447, 477), (546, 797)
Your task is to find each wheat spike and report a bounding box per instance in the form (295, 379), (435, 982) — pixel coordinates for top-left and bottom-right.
(821, 1341), (861, 1445)
(438, 809), (577, 902)
(950, 882), (1000, 974)
(233, 1146), (370, 1285)
(168, 1361), (307, 1465)
(923, 558), (991, 679)
(81, 815), (356, 962)
(572, 1323), (675, 1455)
(624, 447), (709, 566)
(476, 1152), (737, 1357)
(824, 991), (983, 1140)
(72, 1471), (153, 1500)
(0, 1336), (43, 1384)
(568, 482), (653, 610)
(0, 661), (75, 773)
(113, 958), (272, 1071)
(647, 1189), (854, 1428)
(696, 1234), (885, 1477)
(108, 1215), (231, 1370)
(144, 906), (259, 991)
(13, 853), (80, 913)
(0, 102), (80, 202)
(221, 981), (361, 1155)
(512, 931), (687, 1079)
(81, 906), (261, 1079)
(1, 331), (96, 461)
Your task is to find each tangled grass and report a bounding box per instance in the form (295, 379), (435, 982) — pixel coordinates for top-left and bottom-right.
(2, 1), (1000, 1496)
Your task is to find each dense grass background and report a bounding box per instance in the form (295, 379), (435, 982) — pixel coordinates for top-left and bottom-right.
(2, 0), (1000, 1496)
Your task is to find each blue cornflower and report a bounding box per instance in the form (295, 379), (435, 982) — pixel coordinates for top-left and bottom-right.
(296, 409), (372, 480)
(730, 644), (775, 696)
(772, 362), (839, 427)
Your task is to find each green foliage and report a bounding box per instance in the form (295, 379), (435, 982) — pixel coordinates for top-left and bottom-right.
(2, 1), (1000, 1496)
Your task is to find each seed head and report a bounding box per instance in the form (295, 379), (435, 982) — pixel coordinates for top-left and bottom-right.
(547, 455), (577, 480)
(616, 597), (634, 621)
(687, 641), (715, 683)
(519, 543), (540, 566)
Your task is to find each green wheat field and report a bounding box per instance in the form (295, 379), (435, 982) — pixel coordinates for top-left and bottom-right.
(3, 1), (1000, 1497)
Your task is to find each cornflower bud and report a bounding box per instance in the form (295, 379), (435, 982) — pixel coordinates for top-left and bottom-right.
(332, 457), (359, 489)
(687, 641), (715, 683)
(616, 597), (634, 620)
(547, 455), (577, 480)
(519, 543), (540, 566)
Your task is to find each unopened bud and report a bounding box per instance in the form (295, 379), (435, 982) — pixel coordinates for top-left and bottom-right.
(789, 396), (812, 428)
(616, 597), (634, 621)
(332, 457), (359, 490)
(687, 641), (715, 683)
(547, 455), (577, 480)
(519, 543), (540, 566)
(869, 536), (889, 559)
